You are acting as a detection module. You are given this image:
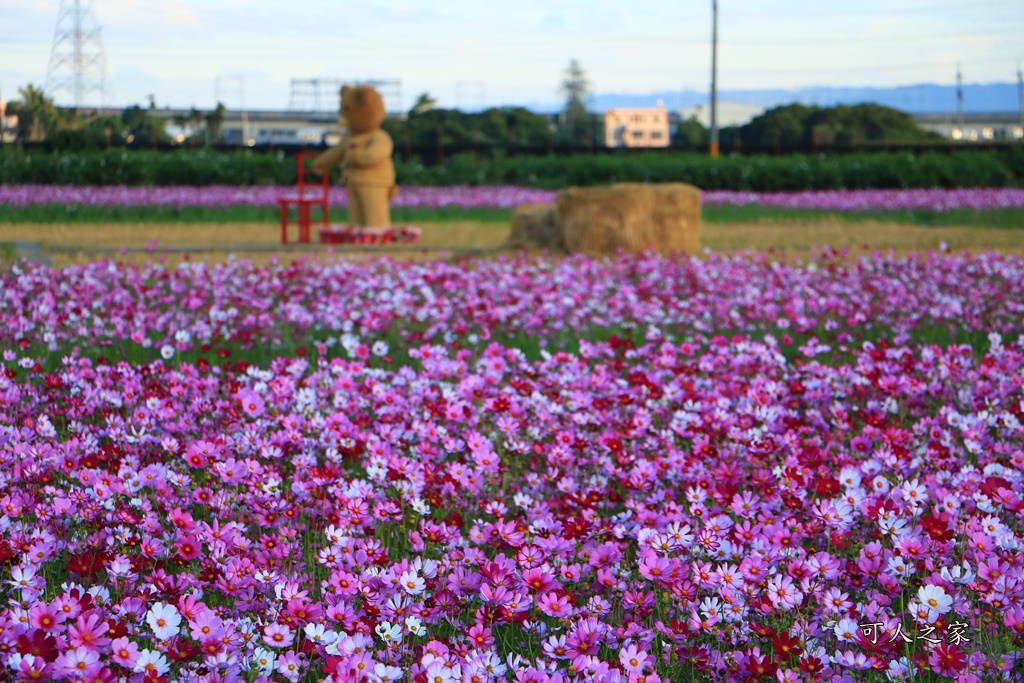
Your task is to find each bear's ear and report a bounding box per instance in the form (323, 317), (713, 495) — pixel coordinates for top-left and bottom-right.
(340, 85), (351, 98)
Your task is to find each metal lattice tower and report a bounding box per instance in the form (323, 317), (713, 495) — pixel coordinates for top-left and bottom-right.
(45, 0), (110, 110)
(289, 78), (402, 116)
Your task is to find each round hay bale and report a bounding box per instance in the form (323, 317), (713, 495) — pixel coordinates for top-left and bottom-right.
(650, 183), (702, 256)
(556, 183), (701, 256)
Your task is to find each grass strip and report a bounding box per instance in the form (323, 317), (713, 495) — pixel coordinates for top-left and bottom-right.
(4, 203), (1024, 228)
(0, 204), (512, 224)
(701, 204), (1024, 228)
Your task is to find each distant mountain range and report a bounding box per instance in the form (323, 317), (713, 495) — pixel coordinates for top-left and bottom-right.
(523, 82), (1022, 115)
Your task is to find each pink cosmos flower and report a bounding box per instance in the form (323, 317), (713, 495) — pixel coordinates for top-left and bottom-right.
(28, 603), (64, 631)
(175, 531), (204, 561)
(537, 591), (572, 619)
(767, 575), (803, 611)
(619, 642), (650, 675)
(55, 645), (101, 678)
(189, 611), (227, 641)
(929, 643), (968, 676)
(68, 612), (111, 650)
(110, 636), (141, 668)
(263, 623), (295, 648)
(277, 650), (305, 681)
(521, 566), (560, 593)
(13, 654), (52, 681)
(421, 660), (458, 683)
(238, 389), (266, 418)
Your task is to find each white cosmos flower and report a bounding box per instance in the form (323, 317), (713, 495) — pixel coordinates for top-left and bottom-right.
(375, 621), (402, 644)
(917, 584), (953, 618)
(145, 602), (181, 640)
(250, 647), (277, 674)
(405, 616), (427, 637)
(940, 562), (975, 585)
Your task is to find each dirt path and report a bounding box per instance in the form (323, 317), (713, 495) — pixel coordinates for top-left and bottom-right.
(3, 217), (1021, 268)
(704, 218), (1024, 256)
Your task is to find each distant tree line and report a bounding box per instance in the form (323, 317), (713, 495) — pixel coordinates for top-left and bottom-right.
(672, 102), (944, 151)
(3, 84), (226, 150)
(5, 72), (946, 156)
(382, 59), (603, 151)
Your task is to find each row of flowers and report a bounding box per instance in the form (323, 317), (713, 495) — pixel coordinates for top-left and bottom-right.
(2, 251), (1023, 359)
(1, 319), (1023, 682)
(1, 185), (1023, 212)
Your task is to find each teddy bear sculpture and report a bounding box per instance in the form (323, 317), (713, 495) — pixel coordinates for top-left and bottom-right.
(312, 84), (398, 227)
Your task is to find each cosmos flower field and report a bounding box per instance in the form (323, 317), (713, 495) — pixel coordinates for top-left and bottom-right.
(2, 184), (1024, 213)
(2, 247), (1024, 682)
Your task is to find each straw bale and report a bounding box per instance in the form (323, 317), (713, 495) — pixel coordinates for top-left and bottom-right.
(650, 183), (702, 256)
(507, 202), (557, 248)
(556, 183), (701, 256)
(508, 202), (560, 249)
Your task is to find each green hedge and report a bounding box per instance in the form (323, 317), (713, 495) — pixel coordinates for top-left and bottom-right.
(1, 147), (1022, 191)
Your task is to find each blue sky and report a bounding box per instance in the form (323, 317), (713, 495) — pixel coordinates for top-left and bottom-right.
(2, 0), (1022, 112)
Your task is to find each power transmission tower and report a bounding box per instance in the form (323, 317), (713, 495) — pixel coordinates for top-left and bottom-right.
(45, 0), (110, 110)
(361, 80), (402, 117)
(288, 79), (344, 111)
(288, 78), (402, 117)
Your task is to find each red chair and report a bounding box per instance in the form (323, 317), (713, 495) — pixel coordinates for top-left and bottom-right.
(279, 153), (330, 244)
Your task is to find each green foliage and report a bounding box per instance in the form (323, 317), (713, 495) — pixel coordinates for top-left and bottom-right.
(0, 148), (292, 186)
(673, 116), (708, 149)
(6, 84), (59, 142)
(393, 150), (1019, 191)
(120, 105), (172, 146)
(383, 106), (553, 148)
(1, 147), (1022, 191)
(0, 204), (513, 224)
(560, 59), (593, 146)
(740, 102), (942, 148)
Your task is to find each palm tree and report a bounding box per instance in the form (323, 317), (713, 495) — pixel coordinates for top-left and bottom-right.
(410, 92), (438, 117)
(10, 84), (57, 142)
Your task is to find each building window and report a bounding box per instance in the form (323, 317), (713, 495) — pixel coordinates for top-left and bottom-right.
(651, 131), (663, 139)
(631, 130), (644, 139)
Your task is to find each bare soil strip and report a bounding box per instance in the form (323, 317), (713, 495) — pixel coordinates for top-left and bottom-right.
(2, 218), (1021, 268)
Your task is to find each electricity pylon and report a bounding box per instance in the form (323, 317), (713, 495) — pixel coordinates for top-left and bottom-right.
(45, 0), (110, 110)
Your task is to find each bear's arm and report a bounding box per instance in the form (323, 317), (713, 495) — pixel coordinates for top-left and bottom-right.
(347, 131), (394, 167)
(311, 142), (348, 173)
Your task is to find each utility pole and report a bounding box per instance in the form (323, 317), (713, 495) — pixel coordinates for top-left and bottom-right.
(1018, 61), (1023, 137)
(709, 0), (719, 158)
(956, 64), (964, 139)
